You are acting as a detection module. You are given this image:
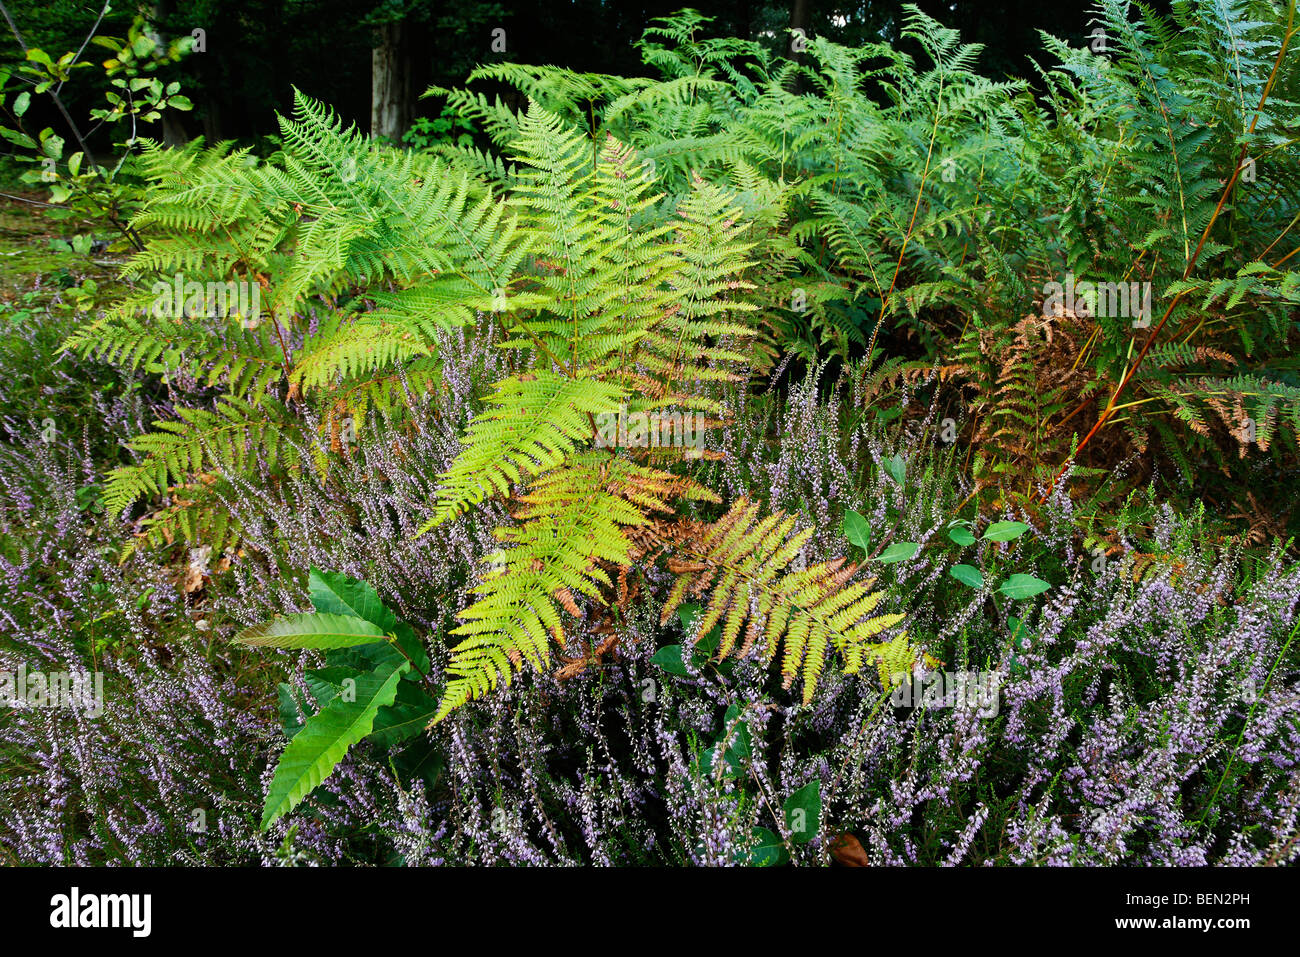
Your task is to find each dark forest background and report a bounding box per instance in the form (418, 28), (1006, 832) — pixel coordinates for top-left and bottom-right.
(0, 0), (1171, 148)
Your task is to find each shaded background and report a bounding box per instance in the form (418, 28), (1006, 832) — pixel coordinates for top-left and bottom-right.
(0, 0), (1170, 148)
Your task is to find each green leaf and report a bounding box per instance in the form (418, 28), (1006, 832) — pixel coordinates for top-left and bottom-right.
(309, 567), (396, 629)
(234, 612), (387, 649)
(1008, 615), (1028, 645)
(998, 574), (1051, 599)
(676, 601), (700, 636)
(307, 568), (428, 673)
(983, 521), (1029, 542)
(949, 564), (984, 588)
(699, 704), (753, 778)
(843, 509), (872, 555)
(261, 661), (408, 829)
(277, 683), (307, 740)
(784, 779), (822, 844)
(390, 735), (445, 790)
(13, 91), (29, 117)
(677, 601), (721, 654)
(746, 826), (789, 867)
(876, 542), (920, 564)
(651, 644), (689, 675)
(369, 682), (440, 748)
(1007, 616), (1030, 673)
(390, 621), (431, 674)
(0, 127), (35, 150)
(720, 703), (751, 770)
(304, 666), (363, 706)
(168, 94), (193, 111)
(882, 454), (906, 486)
(948, 525), (976, 546)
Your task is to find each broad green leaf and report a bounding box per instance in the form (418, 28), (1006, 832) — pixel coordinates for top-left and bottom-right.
(235, 612), (386, 649)
(0, 127), (35, 150)
(948, 525), (976, 546)
(998, 574), (1051, 599)
(843, 509), (872, 554)
(304, 666), (363, 706)
(261, 661), (408, 829)
(876, 542), (920, 564)
(308, 569), (428, 672)
(677, 601), (720, 654)
(277, 683), (306, 740)
(391, 735), (445, 790)
(369, 682), (441, 748)
(309, 567), (397, 630)
(949, 564), (984, 588)
(784, 779), (822, 844)
(721, 703), (751, 771)
(882, 454), (906, 486)
(699, 705), (753, 778)
(677, 602), (699, 634)
(390, 621), (431, 675)
(747, 826), (789, 867)
(983, 521), (1030, 542)
(13, 91), (29, 117)
(651, 644), (690, 675)
(1008, 615), (1030, 648)
(1007, 616), (1031, 673)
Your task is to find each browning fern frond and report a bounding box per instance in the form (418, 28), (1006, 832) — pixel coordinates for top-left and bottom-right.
(663, 498), (906, 703)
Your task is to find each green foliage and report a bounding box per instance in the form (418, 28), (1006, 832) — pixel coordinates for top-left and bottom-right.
(0, 14), (193, 248)
(236, 568), (438, 829)
(260, 658), (407, 830)
(70, 1), (1299, 735)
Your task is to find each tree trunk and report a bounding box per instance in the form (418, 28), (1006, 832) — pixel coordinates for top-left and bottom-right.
(149, 0), (189, 146)
(370, 20), (410, 142)
(790, 0), (810, 93)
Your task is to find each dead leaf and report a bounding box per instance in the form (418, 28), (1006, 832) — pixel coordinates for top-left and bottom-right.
(830, 832), (869, 867)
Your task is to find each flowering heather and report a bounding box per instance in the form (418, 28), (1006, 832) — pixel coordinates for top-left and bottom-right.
(1, 298), (1297, 866)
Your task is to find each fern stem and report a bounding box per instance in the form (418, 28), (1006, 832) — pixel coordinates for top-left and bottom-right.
(1039, 0), (1296, 503)
(864, 70), (945, 368)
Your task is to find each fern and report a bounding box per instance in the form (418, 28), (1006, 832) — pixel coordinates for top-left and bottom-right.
(662, 499), (906, 703)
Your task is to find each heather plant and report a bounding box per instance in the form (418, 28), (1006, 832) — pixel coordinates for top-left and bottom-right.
(3, 336), (1297, 864)
(12, 1), (1299, 868)
(131, 331), (1291, 862)
(242, 522), (1300, 865)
